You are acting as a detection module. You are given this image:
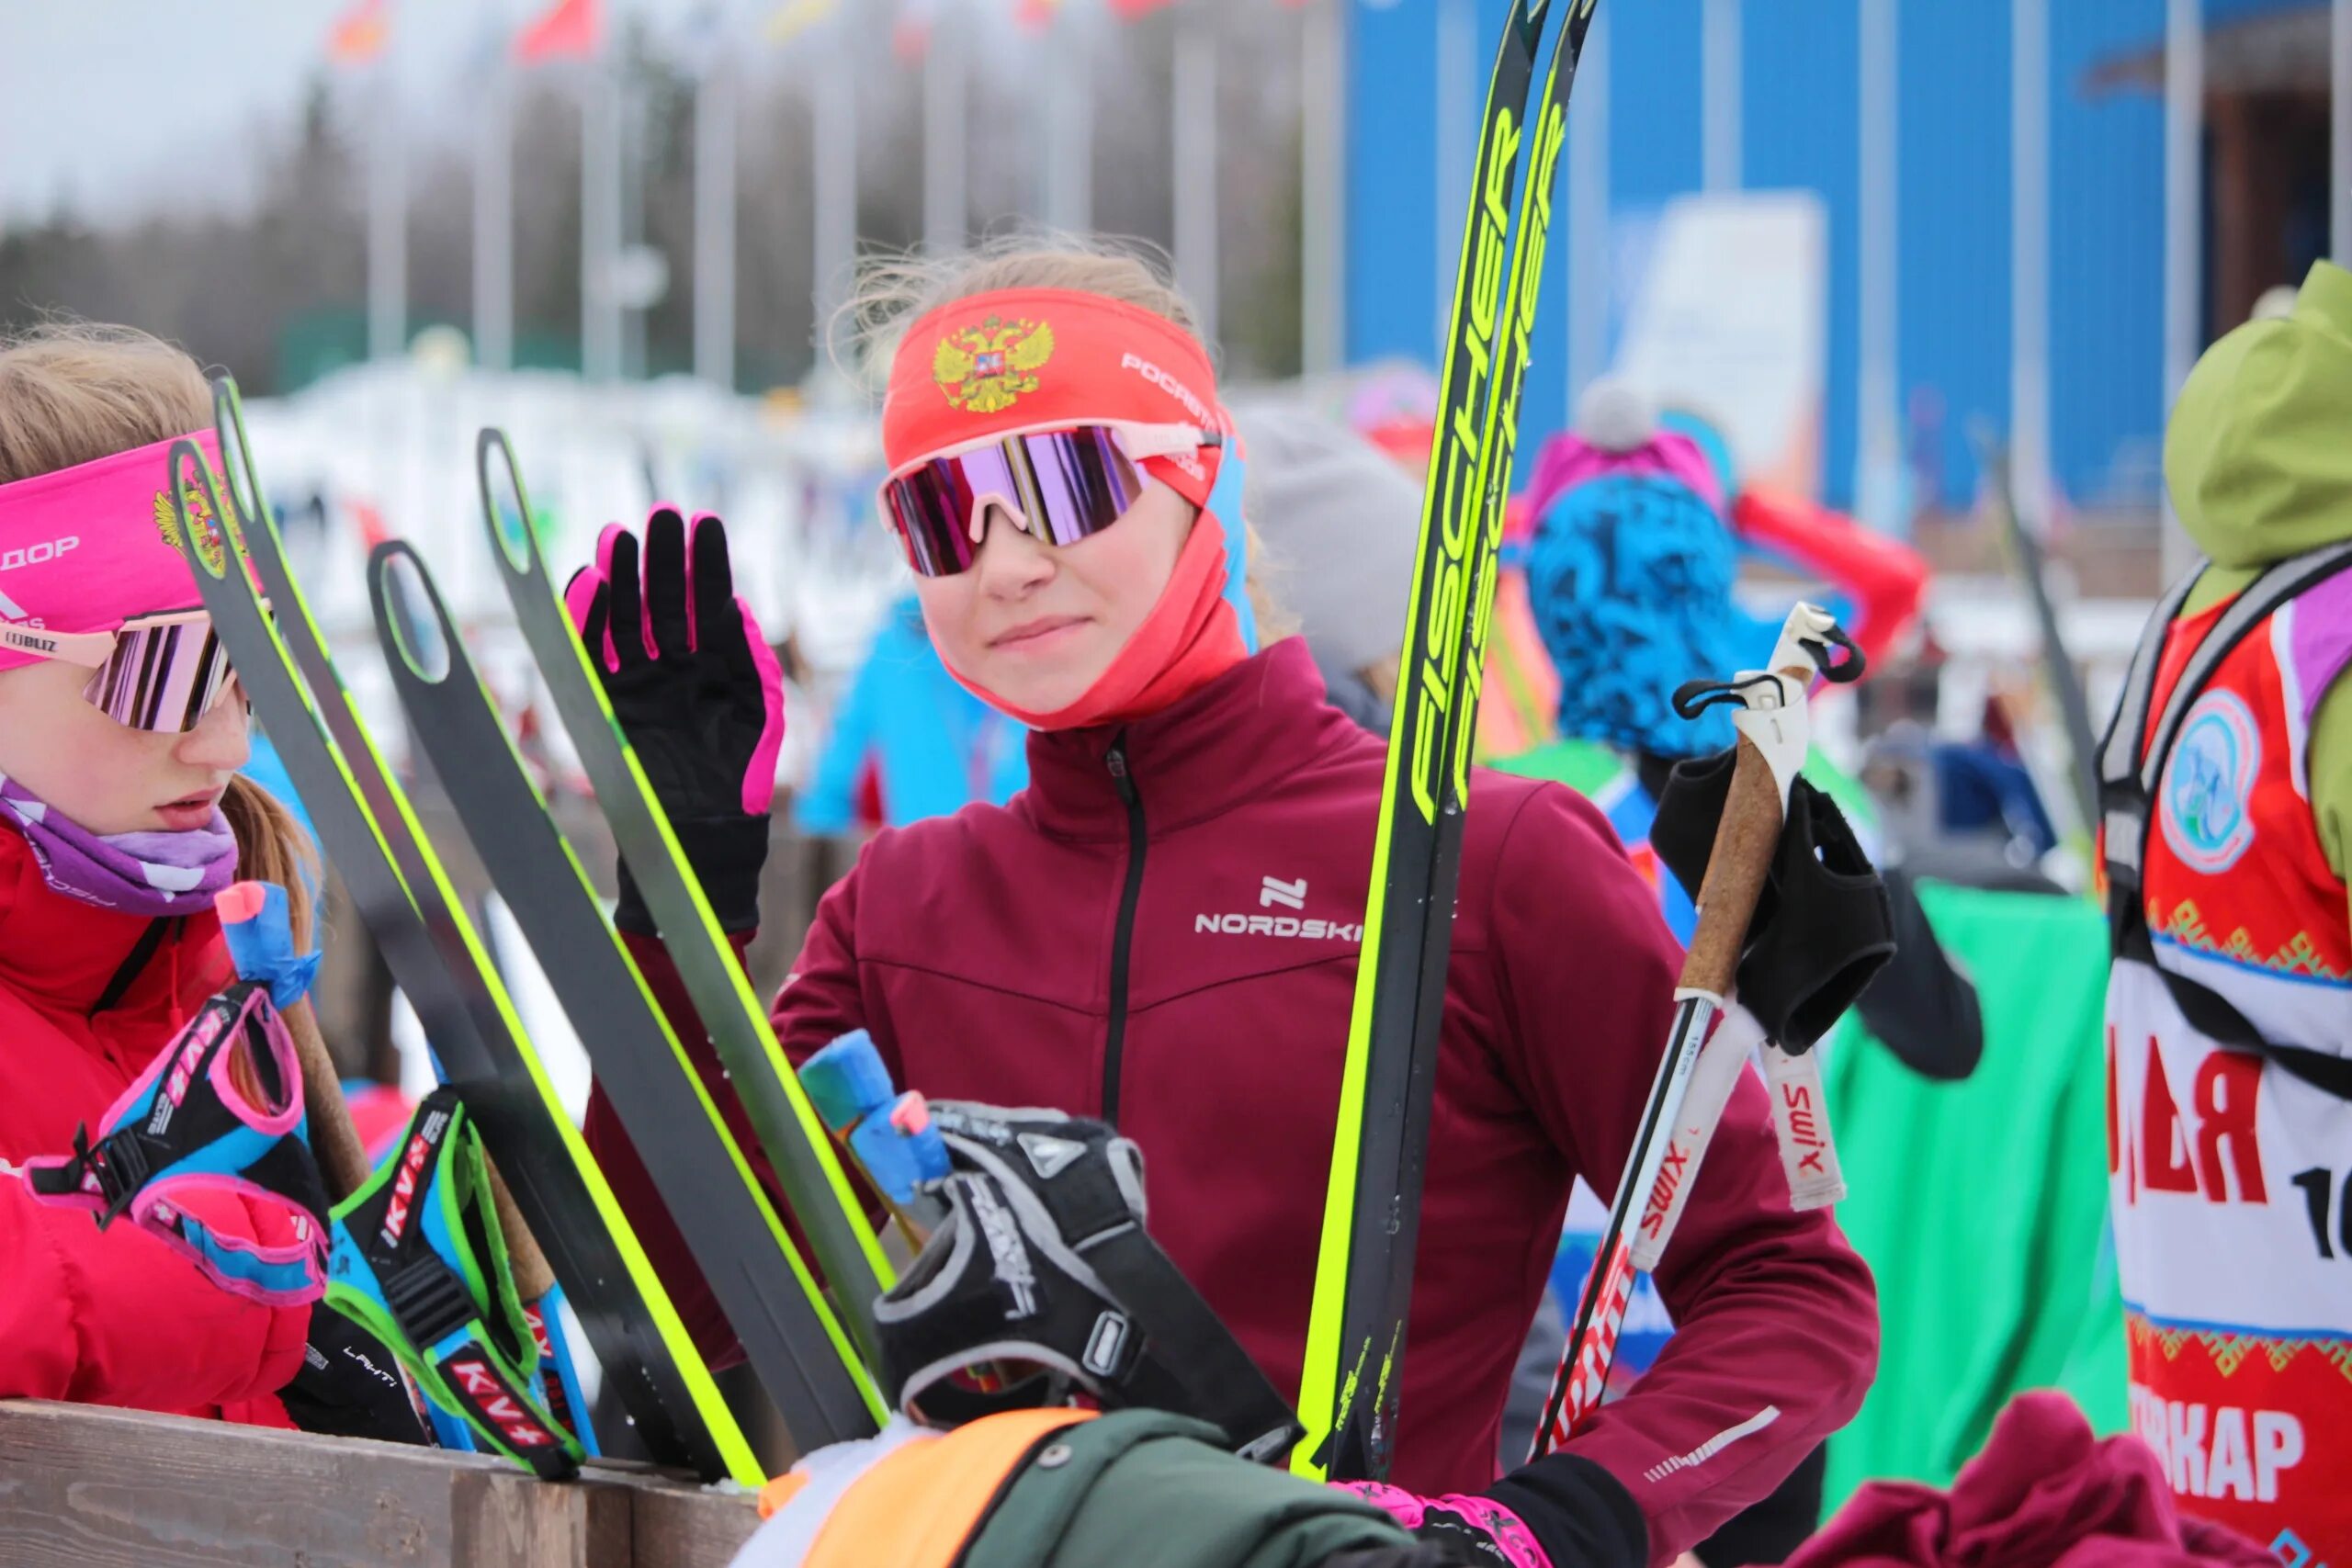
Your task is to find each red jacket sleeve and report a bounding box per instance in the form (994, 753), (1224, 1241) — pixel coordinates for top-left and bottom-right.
(1733, 488), (1929, 670)
(1485, 784), (1878, 1565)
(0, 1166), (310, 1409)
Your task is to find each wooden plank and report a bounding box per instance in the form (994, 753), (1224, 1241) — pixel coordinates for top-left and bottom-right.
(452, 1469), (630, 1568)
(628, 1477), (763, 1568)
(0, 1403), (760, 1568)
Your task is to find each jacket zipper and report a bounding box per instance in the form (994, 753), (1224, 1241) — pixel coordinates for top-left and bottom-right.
(1101, 736), (1148, 1124)
(88, 917), (175, 1021)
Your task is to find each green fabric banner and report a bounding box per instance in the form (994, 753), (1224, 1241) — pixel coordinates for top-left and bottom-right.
(1822, 879), (2127, 1510)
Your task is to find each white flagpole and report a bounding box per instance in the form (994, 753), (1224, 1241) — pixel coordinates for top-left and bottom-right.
(924, 8), (967, 253)
(695, 60), (739, 389)
(1043, 6), (1093, 231)
(2011, 0), (2050, 520)
(2163, 0), (2201, 574)
(582, 60), (624, 382)
(368, 64), (408, 361)
(1855, 0), (1901, 531)
(474, 61), (514, 373)
(1300, 0), (1346, 376)
(1171, 6), (1218, 344)
(1433, 0), (1472, 350)
(1566, 2), (1611, 403)
(1702, 0), (1741, 194)
(813, 13), (858, 334)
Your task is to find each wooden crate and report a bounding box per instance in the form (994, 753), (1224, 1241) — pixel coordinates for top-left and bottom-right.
(0, 1402), (762, 1568)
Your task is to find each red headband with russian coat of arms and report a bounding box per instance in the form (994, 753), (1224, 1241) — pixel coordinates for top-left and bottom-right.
(882, 288), (1227, 502)
(0, 430), (228, 674)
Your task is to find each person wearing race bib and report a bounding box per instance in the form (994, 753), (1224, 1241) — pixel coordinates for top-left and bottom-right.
(2100, 259), (2352, 1566)
(579, 237), (1877, 1568)
(0, 324), (413, 1440)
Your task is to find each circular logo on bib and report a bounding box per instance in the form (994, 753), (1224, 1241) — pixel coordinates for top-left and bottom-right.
(2160, 690), (2260, 874)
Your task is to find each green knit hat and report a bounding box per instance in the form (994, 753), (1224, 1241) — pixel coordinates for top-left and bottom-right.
(2165, 260), (2352, 569)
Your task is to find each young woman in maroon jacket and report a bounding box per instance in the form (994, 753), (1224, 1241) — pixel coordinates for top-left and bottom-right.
(0, 325), (412, 1440)
(580, 239), (1878, 1568)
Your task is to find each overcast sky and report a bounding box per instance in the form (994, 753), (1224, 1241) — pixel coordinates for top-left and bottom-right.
(0, 0), (721, 225)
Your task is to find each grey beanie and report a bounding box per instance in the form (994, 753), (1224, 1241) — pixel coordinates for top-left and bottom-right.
(1235, 402), (1423, 683)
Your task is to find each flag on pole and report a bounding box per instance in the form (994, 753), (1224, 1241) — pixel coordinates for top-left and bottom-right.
(767, 0), (840, 45)
(894, 0), (936, 62)
(1108, 0), (1180, 18)
(326, 0), (390, 65)
(1016, 0), (1061, 31)
(515, 0), (602, 62)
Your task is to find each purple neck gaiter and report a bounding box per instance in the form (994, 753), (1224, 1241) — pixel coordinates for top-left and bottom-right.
(0, 771), (238, 917)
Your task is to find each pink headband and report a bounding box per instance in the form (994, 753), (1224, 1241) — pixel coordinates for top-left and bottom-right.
(0, 430), (224, 673)
(1520, 428), (1725, 529)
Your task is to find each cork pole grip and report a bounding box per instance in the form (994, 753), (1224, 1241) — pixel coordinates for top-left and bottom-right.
(285, 999), (374, 1204)
(1678, 732), (1785, 998)
(486, 1159), (558, 1303)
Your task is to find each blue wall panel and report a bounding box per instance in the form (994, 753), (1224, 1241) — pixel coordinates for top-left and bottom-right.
(1346, 0), (1442, 368)
(1343, 0), (2197, 513)
(1898, 0), (2011, 509)
(1744, 0), (1861, 507)
(2049, 0), (2165, 506)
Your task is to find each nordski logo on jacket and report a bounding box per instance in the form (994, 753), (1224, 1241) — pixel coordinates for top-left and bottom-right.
(1194, 910), (1363, 943)
(1197, 875), (1363, 942)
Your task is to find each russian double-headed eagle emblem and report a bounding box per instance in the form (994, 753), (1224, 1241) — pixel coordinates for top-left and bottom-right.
(154, 482), (231, 573)
(933, 315), (1056, 413)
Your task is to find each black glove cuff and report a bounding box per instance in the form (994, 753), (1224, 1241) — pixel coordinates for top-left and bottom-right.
(615, 813), (769, 936)
(1487, 1452), (1648, 1568)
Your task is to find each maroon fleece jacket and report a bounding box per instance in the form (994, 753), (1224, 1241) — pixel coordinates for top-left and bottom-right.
(592, 638), (1875, 1563)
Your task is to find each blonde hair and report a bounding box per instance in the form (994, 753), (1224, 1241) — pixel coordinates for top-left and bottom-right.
(837, 231), (1296, 639)
(0, 322), (319, 947)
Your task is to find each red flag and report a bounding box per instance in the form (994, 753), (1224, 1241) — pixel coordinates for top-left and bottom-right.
(892, 0), (933, 62)
(325, 0), (390, 65)
(1015, 0), (1060, 30)
(1107, 0), (1180, 17)
(515, 0), (602, 62)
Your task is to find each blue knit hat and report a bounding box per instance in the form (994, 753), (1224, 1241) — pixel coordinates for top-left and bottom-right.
(1527, 393), (1743, 760)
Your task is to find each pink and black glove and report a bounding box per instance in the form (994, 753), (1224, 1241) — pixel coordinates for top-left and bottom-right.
(1339, 1484), (1555, 1568)
(565, 507), (786, 935)
(1339, 1456), (1645, 1568)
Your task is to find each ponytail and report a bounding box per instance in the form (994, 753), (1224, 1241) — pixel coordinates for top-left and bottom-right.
(220, 774), (321, 953)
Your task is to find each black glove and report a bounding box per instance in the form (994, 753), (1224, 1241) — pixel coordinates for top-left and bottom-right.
(1649, 751), (1895, 1052)
(278, 1302), (429, 1446)
(565, 507), (785, 935)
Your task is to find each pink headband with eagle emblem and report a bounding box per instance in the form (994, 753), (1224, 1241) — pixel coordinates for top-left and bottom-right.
(0, 430), (226, 673)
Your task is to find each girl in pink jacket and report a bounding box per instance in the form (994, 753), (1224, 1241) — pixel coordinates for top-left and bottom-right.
(0, 325), (401, 1440)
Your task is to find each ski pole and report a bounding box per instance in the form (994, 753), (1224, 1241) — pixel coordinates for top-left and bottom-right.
(1529, 604), (1860, 1461)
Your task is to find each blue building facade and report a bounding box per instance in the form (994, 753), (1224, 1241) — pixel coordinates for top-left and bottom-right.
(1342, 0), (2298, 513)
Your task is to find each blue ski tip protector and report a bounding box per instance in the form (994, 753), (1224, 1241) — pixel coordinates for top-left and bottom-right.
(802, 1031), (895, 1133)
(218, 881), (322, 1011)
(848, 1094), (951, 1206)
